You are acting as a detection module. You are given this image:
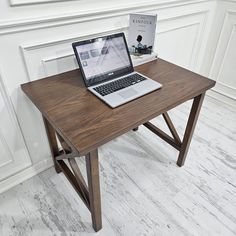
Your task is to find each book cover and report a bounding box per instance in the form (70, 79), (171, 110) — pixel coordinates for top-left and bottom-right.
(128, 13), (157, 55)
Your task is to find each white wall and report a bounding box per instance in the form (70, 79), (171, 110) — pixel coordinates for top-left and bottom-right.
(205, 0), (236, 105)
(0, 0), (235, 193)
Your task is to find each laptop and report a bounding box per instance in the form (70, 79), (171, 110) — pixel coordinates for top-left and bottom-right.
(72, 32), (162, 108)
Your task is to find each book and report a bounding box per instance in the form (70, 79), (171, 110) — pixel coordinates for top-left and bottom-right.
(128, 13), (157, 55)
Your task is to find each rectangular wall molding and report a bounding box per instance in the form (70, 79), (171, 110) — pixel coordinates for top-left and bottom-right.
(10, 0), (75, 6)
(0, 0), (209, 35)
(20, 10), (208, 81)
(0, 72), (32, 181)
(209, 10), (236, 101)
(20, 27), (127, 81)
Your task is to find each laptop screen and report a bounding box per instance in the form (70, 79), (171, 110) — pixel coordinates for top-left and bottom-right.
(72, 33), (134, 87)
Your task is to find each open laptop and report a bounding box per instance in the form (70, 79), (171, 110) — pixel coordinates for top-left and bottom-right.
(72, 32), (162, 108)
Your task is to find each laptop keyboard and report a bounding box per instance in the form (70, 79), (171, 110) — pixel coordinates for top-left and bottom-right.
(93, 73), (147, 96)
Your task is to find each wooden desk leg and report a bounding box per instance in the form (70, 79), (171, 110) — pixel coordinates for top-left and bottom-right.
(43, 117), (102, 231)
(42, 116), (61, 173)
(177, 93), (205, 167)
(86, 149), (102, 232)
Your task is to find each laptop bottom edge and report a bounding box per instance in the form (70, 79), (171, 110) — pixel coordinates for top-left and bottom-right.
(88, 78), (162, 108)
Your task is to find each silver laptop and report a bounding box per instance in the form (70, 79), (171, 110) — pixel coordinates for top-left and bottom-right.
(72, 32), (162, 108)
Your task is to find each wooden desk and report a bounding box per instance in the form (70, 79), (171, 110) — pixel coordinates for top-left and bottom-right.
(21, 59), (215, 232)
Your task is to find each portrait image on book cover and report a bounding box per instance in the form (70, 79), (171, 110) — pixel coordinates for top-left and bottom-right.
(132, 35), (152, 54)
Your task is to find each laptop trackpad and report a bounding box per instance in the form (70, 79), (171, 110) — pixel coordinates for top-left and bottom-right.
(118, 88), (138, 99)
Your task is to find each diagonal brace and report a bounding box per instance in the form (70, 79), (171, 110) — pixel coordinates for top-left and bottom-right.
(162, 112), (181, 145)
(56, 159), (90, 210)
(143, 121), (181, 151)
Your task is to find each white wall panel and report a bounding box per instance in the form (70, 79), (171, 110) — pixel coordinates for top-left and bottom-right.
(157, 11), (208, 70)
(20, 6), (213, 80)
(1, 0), (210, 23)
(210, 10), (236, 100)
(0, 137), (12, 168)
(0, 73), (31, 181)
(21, 27), (127, 80)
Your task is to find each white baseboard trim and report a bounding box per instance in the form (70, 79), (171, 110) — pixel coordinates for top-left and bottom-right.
(0, 158), (53, 194)
(207, 89), (236, 108)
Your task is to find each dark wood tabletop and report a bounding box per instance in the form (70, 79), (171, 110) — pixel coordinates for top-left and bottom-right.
(21, 58), (215, 156)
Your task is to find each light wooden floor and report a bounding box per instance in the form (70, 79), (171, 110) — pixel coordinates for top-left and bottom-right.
(0, 95), (236, 236)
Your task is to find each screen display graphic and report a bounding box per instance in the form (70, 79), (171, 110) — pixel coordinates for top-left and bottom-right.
(75, 36), (131, 82)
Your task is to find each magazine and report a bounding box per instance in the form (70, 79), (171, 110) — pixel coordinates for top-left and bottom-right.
(128, 13), (157, 55)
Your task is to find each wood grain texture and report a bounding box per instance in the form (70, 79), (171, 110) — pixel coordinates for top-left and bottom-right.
(86, 149), (102, 232)
(21, 59), (215, 156)
(177, 93), (205, 167)
(42, 116), (61, 173)
(56, 159), (90, 210)
(143, 121), (181, 151)
(68, 158), (89, 206)
(162, 112), (182, 144)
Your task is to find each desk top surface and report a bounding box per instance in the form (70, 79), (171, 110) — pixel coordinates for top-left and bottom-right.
(21, 59), (215, 155)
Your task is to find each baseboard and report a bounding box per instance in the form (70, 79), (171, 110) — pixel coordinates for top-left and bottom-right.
(207, 89), (236, 108)
(0, 158), (53, 194)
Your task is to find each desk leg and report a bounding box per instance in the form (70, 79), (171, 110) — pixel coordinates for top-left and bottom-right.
(177, 93), (205, 167)
(43, 117), (102, 231)
(43, 116), (61, 173)
(86, 149), (102, 232)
